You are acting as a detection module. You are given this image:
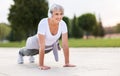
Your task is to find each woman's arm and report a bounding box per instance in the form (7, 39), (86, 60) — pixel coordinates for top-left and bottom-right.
(62, 33), (69, 64)
(62, 33), (76, 67)
(38, 34), (50, 70)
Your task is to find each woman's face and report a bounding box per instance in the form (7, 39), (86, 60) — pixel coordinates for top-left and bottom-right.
(51, 10), (63, 23)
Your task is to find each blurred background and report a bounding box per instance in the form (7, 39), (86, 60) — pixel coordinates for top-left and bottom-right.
(0, 0), (120, 47)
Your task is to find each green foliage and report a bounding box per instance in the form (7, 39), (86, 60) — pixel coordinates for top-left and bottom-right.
(63, 17), (70, 28)
(92, 22), (105, 37)
(97, 21), (105, 37)
(115, 23), (120, 33)
(78, 13), (97, 34)
(8, 0), (48, 41)
(71, 15), (84, 38)
(63, 16), (71, 37)
(0, 23), (11, 41)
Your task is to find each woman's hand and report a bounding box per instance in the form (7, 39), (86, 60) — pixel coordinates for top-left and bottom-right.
(39, 66), (51, 70)
(63, 64), (76, 67)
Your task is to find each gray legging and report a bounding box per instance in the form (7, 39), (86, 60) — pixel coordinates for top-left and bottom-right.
(19, 42), (61, 56)
(19, 47), (53, 56)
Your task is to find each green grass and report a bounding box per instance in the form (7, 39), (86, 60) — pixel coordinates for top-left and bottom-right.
(0, 41), (25, 47)
(67, 38), (120, 47)
(0, 38), (120, 47)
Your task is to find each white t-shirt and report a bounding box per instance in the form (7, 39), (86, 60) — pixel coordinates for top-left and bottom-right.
(26, 18), (67, 49)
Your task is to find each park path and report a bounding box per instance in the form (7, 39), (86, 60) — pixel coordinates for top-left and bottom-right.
(0, 48), (120, 76)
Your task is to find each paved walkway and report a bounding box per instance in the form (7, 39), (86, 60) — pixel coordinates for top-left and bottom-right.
(0, 48), (120, 76)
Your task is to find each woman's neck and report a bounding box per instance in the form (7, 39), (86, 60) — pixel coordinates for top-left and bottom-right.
(48, 18), (59, 35)
(49, 18), (59, 26)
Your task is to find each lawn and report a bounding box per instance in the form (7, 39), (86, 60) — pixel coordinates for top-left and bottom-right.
(67, 38), (120, 47)
(0, 38), (120, 47)
(0, 41), (25, 47)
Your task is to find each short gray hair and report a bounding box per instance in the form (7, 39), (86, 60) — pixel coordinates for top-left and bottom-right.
(50, 4), (64, 14)
(48, 4), (64, 18)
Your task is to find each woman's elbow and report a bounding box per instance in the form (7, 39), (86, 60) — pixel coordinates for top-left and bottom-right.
(39, 48), (45, 53)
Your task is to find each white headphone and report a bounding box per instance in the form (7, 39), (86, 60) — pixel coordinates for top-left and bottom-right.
(48, 9), (52, 18)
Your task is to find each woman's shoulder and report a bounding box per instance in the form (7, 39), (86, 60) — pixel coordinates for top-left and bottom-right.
(60, 20), (67, 26)
(40, 18), (48, 22)
(61, 20), (65, 23)
(38, 18), (48, 26)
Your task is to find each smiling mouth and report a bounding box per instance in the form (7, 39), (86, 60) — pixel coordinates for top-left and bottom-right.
(56, 19), (61, 21)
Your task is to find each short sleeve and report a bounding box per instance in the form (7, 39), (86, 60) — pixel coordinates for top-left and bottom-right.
(37, 18), (46, 35)
(61, 20), (68, 34)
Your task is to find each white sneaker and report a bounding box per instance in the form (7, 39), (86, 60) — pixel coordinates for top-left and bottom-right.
(18, 54), (24, 64)
(29, 56), (35, 63)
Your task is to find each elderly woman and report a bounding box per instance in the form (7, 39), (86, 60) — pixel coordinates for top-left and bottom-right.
(18, 4), (76, 70)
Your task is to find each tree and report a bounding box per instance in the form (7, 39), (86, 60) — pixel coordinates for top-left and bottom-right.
(71, 15), (83, 38)
(0, 23), (11, 41)
(8, 0), (48, 41)
(78, 13), (97, 38)
(63, 16), (71, 37)
(92, 16), (105, 37)
(97, 17), (105, 37)
(115, 23), (120, 33)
